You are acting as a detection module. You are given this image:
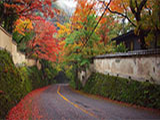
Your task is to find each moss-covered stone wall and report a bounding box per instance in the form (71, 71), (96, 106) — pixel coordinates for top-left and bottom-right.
(82, 72), (160, 109)
(0, 50), (54, 119)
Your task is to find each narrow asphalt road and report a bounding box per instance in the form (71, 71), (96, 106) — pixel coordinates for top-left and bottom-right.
(8, 84), (160, 120)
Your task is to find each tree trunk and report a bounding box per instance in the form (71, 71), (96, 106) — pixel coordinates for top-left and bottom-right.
(139, 34), (146, 49)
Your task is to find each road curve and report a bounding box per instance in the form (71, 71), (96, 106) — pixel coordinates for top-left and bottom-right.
(8, 84), (160, 120)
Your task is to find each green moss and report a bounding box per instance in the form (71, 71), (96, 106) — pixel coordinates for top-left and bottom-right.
(0, 50), (56, 119)
(83, 72), (160, 109)
(27, 66), (43, 89)
(69, 79), (76, 89)
(0, 50), (26, 118)
(18, 67), (32, 93)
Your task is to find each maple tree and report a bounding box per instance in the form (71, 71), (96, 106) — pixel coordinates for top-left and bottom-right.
(14, 17), (33, 36)
(59, 0), (104, 63)
(0, 0), (63, 61)
(98, 15), (118, 46)
(57, 22), (71, 40)
(12, 17), (34, 52)
(28, 17), (60, 62)
(13, 17), (34, 44)
(0, 0), (57, 32)
(57, 0), (110, 89)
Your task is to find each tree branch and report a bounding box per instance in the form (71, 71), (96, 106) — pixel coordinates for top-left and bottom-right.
(107, 7), (136, 27)
(80, 0), (112, 50)
(139, 0), (148, 12)
(135, 0), (138, 11)
(130, 0), (136, 16)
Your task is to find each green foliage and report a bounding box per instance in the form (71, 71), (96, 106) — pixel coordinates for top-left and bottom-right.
(69, 77), (82, 90)
(114, 43), (127, 52)
(0, 1), (18, 33)
(0, 50), (30, 118)
(0, 50), (56, 119)
(65, 64), (82, 90)
(18, 67), (32, 94)
(66, 66), (75, 82)
(40, 59), (57, 84)
(143, 1), (160, 48)
(64, 14), (102, 69)
(83, 72), (160, 109)
(13, 31), (34, 52)
(45, 68), (53, 80)
(65, 64), (76, 88)
(62, 15), (104, 89)
(27, 66), (44, 89)
(80, 59), (90, 66)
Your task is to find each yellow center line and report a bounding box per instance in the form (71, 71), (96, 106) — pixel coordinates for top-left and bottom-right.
(57, 85), (98, 118)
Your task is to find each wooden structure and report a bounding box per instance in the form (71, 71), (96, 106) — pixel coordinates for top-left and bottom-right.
(112, 30), (141, 51)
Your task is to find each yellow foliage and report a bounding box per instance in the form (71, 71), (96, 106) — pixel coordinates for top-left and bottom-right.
(71, 0), (97, 30)
(57, 22), (71, 38)
(14, 18), (33, 35)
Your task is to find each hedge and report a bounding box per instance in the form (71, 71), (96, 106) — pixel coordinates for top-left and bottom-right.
(82, 72), (160, 109)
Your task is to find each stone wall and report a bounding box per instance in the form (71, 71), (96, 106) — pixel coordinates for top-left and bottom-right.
(94, 50), (160, 84)
(0, 26), (36, 66)
(0, 26), (12, 52)
(78, 50), (160, 85)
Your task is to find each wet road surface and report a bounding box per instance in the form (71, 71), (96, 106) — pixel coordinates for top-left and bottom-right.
(8, 84), (160, 120)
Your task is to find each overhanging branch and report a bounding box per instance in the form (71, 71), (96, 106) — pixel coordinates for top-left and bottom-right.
(107, 7), (136, 27)
(80, 0), (112, 51)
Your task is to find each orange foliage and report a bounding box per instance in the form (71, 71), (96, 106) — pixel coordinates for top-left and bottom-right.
(14, 17), (33, 35)
(4, 0), (57, 19)
(71, 0), (97, 29)
(98, 16), (116, 45)
(28, 17), (60, 62)
(110, 0), (127, 13)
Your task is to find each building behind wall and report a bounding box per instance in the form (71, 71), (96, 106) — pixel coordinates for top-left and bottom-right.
(112, 30), (160, 51)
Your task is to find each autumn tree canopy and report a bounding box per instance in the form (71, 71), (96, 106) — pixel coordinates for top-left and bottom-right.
(0, 0), (57, 32)
(27, 16), (60, 62)
(99, 0), (160, 48)
(1, 0), (159, 64)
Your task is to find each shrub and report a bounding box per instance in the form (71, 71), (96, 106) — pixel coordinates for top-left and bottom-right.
(0, 50), (56, 119)
(0, 50), (31, 118)
(65, 65), (76, 88)
(114, 43), (127, 52)
(83, 72), (160, 109)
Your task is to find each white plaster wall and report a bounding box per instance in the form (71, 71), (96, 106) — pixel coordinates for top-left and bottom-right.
(94, 55), (160, 84)
(26, 59), (37, 67)
(0, 26), (36, 67)
(0, 26), (12, 52)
